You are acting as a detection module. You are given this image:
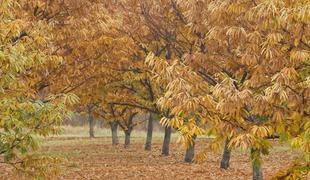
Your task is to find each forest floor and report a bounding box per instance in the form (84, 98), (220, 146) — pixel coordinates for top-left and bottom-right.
(0, 126), (302, 180)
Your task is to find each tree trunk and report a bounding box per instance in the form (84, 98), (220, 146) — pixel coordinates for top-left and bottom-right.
(144, 113), (154, 151)
(123, 113), (136, 148)
(88, 111), (95, 138)
(220, 138), (231, 169)
(184, 135), (196, 163)
(110, 122), (119, 145)
(251, 149), (263, 180)
(252, 163), (263, 180)
(124, 131), (131, 148)
(161, 126), (172, 155)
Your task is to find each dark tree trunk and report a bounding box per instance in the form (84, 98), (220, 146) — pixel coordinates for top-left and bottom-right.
(123, 113), (136, 148)
(251, 149), (263, 180)
(252, 164), (263, 180)
(110, 122), (119, 145)
(161, 126), (172, 155)
(88, 110), (95, 138)
(144, 113), (154, 151)
(220, 138), (231, 169)
(124, 131), (131, 148)
(184, 135), (196, 163)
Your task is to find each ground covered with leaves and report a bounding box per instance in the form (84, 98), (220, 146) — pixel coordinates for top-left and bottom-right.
(1, 129), (300, 180)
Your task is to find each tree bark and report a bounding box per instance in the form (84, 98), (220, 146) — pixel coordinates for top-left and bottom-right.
(144, 113), (154, 151)
(88, 110), (95, 138)
(251, 149), (263, 180)
(161, 126), (172, 155)
(220, 138), (231, 169)
(110, 121), (119, 145)
(184, 135), (196, 163)
(124, 131), (131, 148)
(123, 113), (136, 148)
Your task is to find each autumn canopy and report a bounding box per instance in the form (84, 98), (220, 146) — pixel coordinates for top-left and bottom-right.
(0, 0), (309, 179)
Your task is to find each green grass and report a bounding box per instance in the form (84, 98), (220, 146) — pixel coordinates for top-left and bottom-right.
(39, 126), (179, 146)
(50, 125), (179, 138)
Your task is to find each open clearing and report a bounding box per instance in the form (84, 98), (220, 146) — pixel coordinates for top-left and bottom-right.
(1, 127), (300, 180)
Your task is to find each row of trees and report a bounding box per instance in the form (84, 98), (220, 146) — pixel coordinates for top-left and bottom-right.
(1, 0), (309, 179)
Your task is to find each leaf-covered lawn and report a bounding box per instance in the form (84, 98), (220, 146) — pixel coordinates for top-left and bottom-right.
(1, 135), (299, 180)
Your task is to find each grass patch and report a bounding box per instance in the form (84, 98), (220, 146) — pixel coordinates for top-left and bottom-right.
(45, 125), (179, 139)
